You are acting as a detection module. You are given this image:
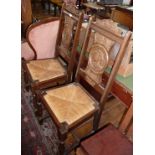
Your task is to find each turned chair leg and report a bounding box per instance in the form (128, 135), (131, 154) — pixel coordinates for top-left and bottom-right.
(58, 123), (68, 155)
(93, 110), (101, 131)
(33, 91), (43, 117)
(23, 71), (30, 91)
(22, 58), (30, 91)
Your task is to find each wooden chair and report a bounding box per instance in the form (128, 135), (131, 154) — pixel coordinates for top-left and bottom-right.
(22, 4), (83, 110)
(39, 17), (131, 154)
(76, 103), (133, 155)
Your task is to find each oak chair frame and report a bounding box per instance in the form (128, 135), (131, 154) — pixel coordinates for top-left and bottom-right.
(39, 17), (132, 154)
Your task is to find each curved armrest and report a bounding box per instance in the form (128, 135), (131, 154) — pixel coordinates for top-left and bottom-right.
(21, 41), (35, 61)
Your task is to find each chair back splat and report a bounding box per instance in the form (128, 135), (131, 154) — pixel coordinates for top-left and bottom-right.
(75, 17), (132, 128)
(55, 4), (84, 82)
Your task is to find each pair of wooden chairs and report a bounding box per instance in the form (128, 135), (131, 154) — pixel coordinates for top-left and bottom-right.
(23, 3), (132, 155)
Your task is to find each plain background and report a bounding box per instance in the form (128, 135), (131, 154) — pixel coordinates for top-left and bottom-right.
(0, 0), (155, 154)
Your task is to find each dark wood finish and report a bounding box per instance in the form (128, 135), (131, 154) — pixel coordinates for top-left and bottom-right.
(21, 0), (32, 34)
(49, 0), (63, 16)
(77, 103), (133, 155)
(111, 6), (133, 30)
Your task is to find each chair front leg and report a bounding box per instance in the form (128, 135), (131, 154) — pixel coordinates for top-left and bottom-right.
(32, 89), (43, 117)
(22, 58), (30, 91)
(93, 108), (101, 131)
(58, 122), (68, 155)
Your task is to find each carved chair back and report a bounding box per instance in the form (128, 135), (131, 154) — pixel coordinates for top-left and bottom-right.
(55, 4), (83, 81)
(75, 18), (132, 111)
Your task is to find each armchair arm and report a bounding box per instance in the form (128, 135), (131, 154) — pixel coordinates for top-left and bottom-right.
(21, 41), (35, 61)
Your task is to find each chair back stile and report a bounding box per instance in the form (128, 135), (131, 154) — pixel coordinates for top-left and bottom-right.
(55, 4), (65, 57)
(99, 31), (131, 106)
(75, 17), (93, 81)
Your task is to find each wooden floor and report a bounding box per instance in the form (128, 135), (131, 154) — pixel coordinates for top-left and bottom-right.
(99, 98), (126, 128)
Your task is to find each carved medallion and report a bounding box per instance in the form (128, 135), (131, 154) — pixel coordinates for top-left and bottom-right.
(88, 44), (109, 74)
(85, 43), (109, 85)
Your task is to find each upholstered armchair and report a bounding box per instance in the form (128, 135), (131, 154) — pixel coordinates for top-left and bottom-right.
(21, 17), (60, 61)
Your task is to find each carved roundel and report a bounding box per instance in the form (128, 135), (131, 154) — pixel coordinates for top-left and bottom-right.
(87, 44), (109, 74)
(61, 23), (72, 48)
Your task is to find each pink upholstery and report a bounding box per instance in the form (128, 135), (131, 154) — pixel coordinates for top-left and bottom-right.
(28, 20), (59, 59)
(21, 42), (35, 61)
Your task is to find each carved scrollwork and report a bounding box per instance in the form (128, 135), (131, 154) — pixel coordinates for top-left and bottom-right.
(85, 43), (109, 85)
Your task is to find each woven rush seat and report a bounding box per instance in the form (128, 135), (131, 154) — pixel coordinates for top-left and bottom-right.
(26, 58), (66, 82)
(81, 124), (133, 155)
(43, 83), (96, 127)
